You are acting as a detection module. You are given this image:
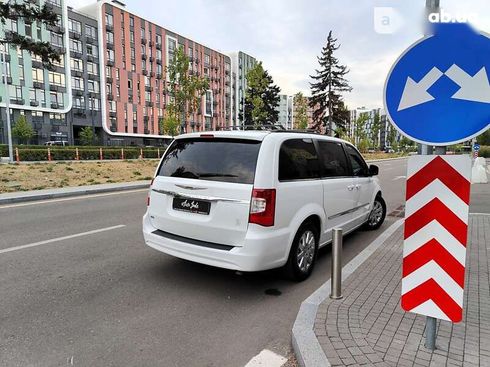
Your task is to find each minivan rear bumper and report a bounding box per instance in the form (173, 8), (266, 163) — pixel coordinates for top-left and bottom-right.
(142, 213), (290, 272)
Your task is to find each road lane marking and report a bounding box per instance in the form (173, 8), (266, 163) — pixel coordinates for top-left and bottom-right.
(0, 225), (126, 255)
(0, 189), (148, 209)
(245, 349), (287, 367)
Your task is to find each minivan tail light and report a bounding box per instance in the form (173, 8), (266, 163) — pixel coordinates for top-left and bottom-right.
(249, 189), (276, 227)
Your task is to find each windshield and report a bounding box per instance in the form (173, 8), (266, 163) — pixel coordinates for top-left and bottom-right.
(158, 138), (262, 184)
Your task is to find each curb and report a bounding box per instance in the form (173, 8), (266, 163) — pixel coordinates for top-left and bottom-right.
(366, 156), (408, 163)
(0, 181), (151, 205)
(291, 219), (405, 367)
(0, 158), (160, 165)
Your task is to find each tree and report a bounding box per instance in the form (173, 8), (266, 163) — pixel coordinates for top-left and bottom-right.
(166, 46), (209, 133)
(293, 92), (309, 130)
(12, 115), (34, 144)
(354, 113), (368, 146)
(477, 129), (490, 146)
(370, 112), (382, 150)
(0, 1), (61, 67)
(159, 112), (179, 137)
(386, 123), (397, 149)
(310, 31), (352, 135)
(79, 126), (94, 146)
(241, 62), (280, 129)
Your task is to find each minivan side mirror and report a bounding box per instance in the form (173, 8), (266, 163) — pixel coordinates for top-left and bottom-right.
(368, 164), (379, 176)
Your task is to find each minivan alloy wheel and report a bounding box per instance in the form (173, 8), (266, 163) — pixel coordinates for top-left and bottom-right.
(368, 200), (384, 226)
(297, 230), (316, 272)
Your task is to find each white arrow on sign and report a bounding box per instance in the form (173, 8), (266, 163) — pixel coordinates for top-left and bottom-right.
(398, 67), (443, 111)
(445, 65), (490, 104)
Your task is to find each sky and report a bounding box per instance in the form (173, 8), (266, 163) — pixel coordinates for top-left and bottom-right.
(68, 0), (490, 110)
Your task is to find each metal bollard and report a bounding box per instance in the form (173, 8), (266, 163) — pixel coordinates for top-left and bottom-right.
(330, 228), (343, 300)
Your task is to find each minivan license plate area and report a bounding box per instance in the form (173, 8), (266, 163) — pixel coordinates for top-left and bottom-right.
(172, 197), (211, 215)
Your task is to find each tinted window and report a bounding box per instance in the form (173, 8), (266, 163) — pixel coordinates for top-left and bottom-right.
(345, 145), (368, 176)
(158, 138), (261, 184)
(279, 139), (320, 181)
(317, 141), (349, 177)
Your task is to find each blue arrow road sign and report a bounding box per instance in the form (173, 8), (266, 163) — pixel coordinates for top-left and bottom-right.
(384, 23), (490, 146)
(474, 143), (480, 151)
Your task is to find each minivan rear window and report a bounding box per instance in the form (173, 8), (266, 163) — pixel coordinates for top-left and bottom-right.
(158, 138), (261, 184)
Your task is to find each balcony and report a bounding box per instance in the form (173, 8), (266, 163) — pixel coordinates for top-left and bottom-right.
(225, 69), (230, 75)
(145, 85), (152, 92)
(149, 40), (154, 47)
(109, 111), (117, 118)
(86, 54), (96, 62)
(145, 101), (153, 107)
(106, 76), (113, 83)
(70, 50), (83, 59)
(141, 54), (147, 60)
(31, 59), (43, 69)
(49, 84), (64, 92)
(33, 81), (44, 89)
(141, 37), (147, 45)
(73, 108), (86, 116)
(142, 70), (148, 76)
(156, 43), (162, 50)
(71, 69), (83, 77)
(156, 59), (162, 65)
(86, 35), (96, 44)
(48, 24), (64, 34)
(30, 100), (39, 107)
(150, 71), (155, 78)
(106, 42), (114, 50)
(107, 93), (114, 100)
(156, 73), (162, 79)
(73, 89), (83, 96)
(51, 102), (60, 109)
(106, 59), (115, 66)
(143, 116), (149, 122)
(69, 31), (81, 40)
(87, 73), (99, 81)
(106, 24), (114, 32)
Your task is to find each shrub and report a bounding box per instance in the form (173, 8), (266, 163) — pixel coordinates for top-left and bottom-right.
(479, 146), (489, 158)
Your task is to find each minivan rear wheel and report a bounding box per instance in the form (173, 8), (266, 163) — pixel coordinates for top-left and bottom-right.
(285, 223), (318, 281)
(364, 195), (386, 230)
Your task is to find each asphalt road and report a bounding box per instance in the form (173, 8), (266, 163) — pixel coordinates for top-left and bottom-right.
(0, 157), (440, 367)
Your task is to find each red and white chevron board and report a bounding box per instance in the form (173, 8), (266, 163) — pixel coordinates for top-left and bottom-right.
(401, 155), (471, 322)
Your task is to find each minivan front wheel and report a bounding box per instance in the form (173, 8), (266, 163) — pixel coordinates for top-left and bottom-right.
(285, 223), (318, 281)
(365, 195), (386, 230)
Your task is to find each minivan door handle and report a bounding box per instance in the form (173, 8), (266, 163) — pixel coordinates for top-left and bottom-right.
(355, 184), (361, 190)
(347, 185), (355, 191)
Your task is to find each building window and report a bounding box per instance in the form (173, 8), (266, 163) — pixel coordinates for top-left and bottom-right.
(70, 58), (83, 71)
(116, 68), (120, 80)
(88, 98), (100, 110)
(129, 16), (134, 27)
(6, 19), (18, 32)
(107, 49), (115, 62)
(50, 91), (63, 107)
(19, 64), (24, 81)
(73, 96), (85, 108)
(52, 54), (64, 67)
(105, 13), (113, 26)
(69, 39), (82, 52)
(50, 32), (63, 47)
(106, 31), (114, 44)
(87, 62), (98, 75)
(47, 0), (62, 7)
(71, 77), (83, 90)
(68, 19), (82, 34)
(130, 30), (134, 43)
(86, 25), (97, 38)
(130, 47), (135, 59)
(156, 34), (162, 45)
(10, 85), (23, 101)
(204, 90), (213, 116)
(88, 80), (100, 93)
(32, 68), (43, 82)
(49, 113), (64, 125)
(204, 54), (210, 66)
(86, 44), (98, 58)
(49, 71), (65, 86)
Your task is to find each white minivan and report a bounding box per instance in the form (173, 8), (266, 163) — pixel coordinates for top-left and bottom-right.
(143, 131), (386, 280)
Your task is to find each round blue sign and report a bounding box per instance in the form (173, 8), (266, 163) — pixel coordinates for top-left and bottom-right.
(384, 23), (490, 146)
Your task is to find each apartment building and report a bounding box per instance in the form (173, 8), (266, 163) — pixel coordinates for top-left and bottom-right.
(228, 51), (257, 129)
(0, 0), (80, 144)
(276, 94), (292, 129)
(1, 0), (233, 145)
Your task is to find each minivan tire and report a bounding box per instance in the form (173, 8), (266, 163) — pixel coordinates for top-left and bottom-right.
(364, 195), (386, 230)
(284, 223), (318, 281)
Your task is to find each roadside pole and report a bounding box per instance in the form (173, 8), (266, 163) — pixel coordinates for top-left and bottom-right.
(422, 0), (440, 350)
(1, 43), (13, 163)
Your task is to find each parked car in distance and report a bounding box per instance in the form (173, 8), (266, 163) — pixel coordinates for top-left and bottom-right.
(143, 131), (386, 281)
(44, 141), (69, 146)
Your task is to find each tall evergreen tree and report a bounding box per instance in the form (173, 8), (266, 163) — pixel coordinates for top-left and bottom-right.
(241, 62), (280, 129)
(0, 0), (61, 66)
(310, 31), (352, 135)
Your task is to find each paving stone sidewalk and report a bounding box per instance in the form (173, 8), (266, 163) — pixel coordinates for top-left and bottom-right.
(314, 214), (490, 367)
